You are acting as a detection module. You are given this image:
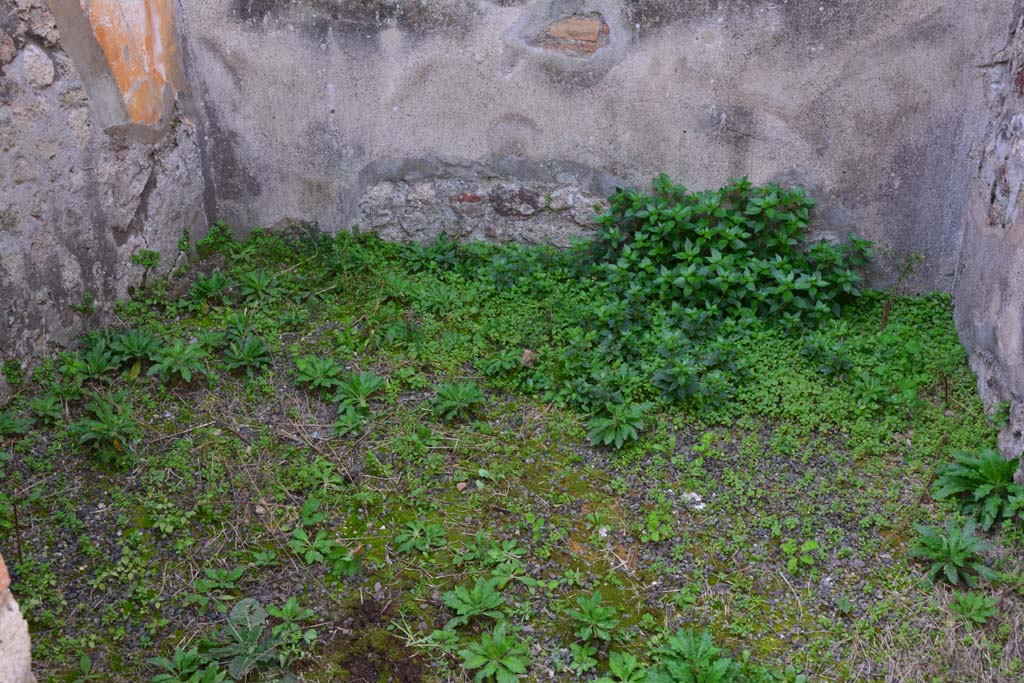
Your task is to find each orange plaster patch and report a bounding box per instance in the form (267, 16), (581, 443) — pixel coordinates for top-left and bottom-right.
(84, 0), (183, 126)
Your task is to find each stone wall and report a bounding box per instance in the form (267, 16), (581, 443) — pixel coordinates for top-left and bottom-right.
(0, 0), (207, 394)
(177, 0), (1010, 290)
(954, 2), (1024, 478)
(0, 554), (34, 683)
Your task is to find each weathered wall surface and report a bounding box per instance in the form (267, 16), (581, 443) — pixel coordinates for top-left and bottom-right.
(954, 2), (1024, 478)
(178, 0), (1009, 288)
(0, 0), (206, 390)
(0, 554), (34, 683)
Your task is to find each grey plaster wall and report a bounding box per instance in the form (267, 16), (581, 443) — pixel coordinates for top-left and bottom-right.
(0, 0), (207, 393)
(178, 0), (1010, 290)
(954, 2), (1024, 479)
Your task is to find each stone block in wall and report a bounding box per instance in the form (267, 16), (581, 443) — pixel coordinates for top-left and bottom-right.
(352, 156), (624, 246)
(0, 554), (34, 683)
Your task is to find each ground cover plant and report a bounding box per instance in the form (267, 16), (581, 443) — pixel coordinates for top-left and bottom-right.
(1, 178), (1023, 682)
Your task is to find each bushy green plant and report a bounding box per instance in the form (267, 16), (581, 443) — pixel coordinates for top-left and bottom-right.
(334, 370), (387, 413)
(237, 269), (282, 304)
(0, 409), (30, 437)
(72, 392), (140, 466)
(480, 349), (522, 378)
(109, 328), (161, 374)
(294, 355), (344, 393)
(188, 271), (231, 311)
(587, 403), (648, 449)
(459, 622), (531, 683)
(149, 648), (226, 683)
(933, 449), (1024, 530)
(951, 591), (999, 626)
(442, 577), (505, 629)
(222, 336), (271, 377)
(394, 520), (446, 554)
(30, 394), (63, 426)
(910, 519), (996, 587)
(148, 341), (208, 384)
(333, 406), (367, 436)
(432, 381), (485, 422)
(565, 591), (619, 642)
(596, 652), (647, 683)
(595, 175), (870, 324)
(648, 629), (738, 683)
(204, 598), (278, 678)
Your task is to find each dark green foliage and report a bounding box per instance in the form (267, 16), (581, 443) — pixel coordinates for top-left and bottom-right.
(334, 370), (387, 414)
(595, 175), (870, 323)
(442, 577), (505, 629)
(293, 355), (345, 393)
(196, 221), (236, 259)
(540, 175), (873, 438)
(222, 336), (271, 377)
(911, 519), (997, 587)
(109, 329), (162, 367)
(30, 394), (63, 426)
(648, 629), (739, 683)
(933, 449), (1024, 530)
(587, 403), (648, 449)
(0, 409), (30, 437)
(459, 622), (531, 683)
(951, 591), (999, 626)
(72, 392), (140, 466)
(188, 271), (232, 311)
(433, 382), (485, 422)
(237, 270), (282, 304)
(565, 591), (619, 642)
(148, 341), (208, 384)
(595, 652), (647, 683)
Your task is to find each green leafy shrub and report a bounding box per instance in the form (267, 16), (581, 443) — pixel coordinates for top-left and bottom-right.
(432, 382), (485, 422)
(72, 392), (140, 466)
(648, 629), (738, 683)
(222, 336), (271, 377)
(951, 591), (999, 626)
(394, 520), (446, 554)
(294, 355), (344, 394)
(565, 591), (619, 642)
(442, 577), (505, 629)
(587, 403), (648, 449)
(148, 341), (208, 384)
(595, 175), (870, 324)
(459, 622), (531, 683)
(0, 409), (30, 437)
(545, 175), (872, 421)
(334, 370), (387, 414)
(30, 394), (63, 426)
(109, 328), (161, 372)
(596, 652), (647, 683)
(187, 271), (232, 312)
(933, 449), (1024, 530)
(237, 269), (282, 304)
(910, 519), (996, 587)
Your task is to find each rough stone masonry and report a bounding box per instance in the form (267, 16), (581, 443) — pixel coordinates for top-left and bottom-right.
(954, 0), (1024, 481)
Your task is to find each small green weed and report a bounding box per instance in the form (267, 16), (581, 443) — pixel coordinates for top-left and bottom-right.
(911, 519), (996, 587)
(432, 382), (485, 422)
